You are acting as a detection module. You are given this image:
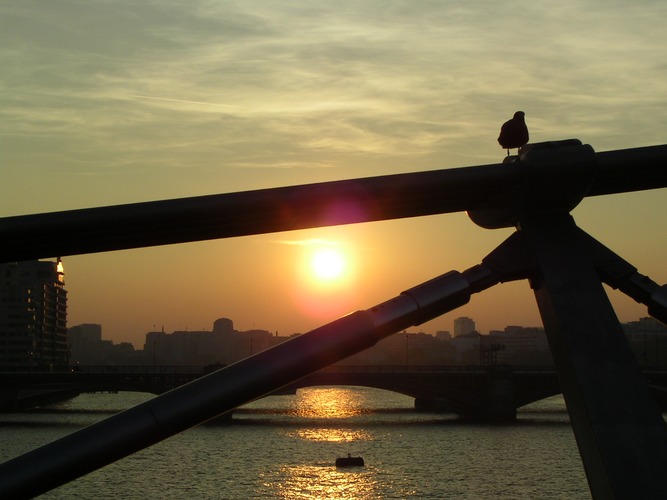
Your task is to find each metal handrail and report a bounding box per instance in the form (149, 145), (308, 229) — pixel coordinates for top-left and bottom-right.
(2, 143), (666, 262)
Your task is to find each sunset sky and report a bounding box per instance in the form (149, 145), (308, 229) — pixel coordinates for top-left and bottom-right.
(2, 1), (667, 347)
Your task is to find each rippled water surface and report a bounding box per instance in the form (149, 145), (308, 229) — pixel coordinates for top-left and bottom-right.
(0, 388), (590, 499)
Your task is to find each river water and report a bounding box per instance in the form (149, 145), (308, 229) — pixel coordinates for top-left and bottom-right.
(0, 388), (591, 499)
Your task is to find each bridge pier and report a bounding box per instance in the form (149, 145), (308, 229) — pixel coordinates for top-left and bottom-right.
(414, 366), (517, 421)
(0, 388), (19, 411)
(0, 387), (80, 411)
(414, 395), (456, 413)
(485, 366), (517, 421)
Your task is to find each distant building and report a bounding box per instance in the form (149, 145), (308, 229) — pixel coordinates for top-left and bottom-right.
(68, 323), (140, 365)
(68, 323), (102, 362)
(435, 330), (452, 342)
(0, 259), (68, 371)
(623, 317), (667, 366)
(623, 317), (667, 335)
(487, 326), (551, 365)
(213, 317), (234, 335)
(144, 330), (169, 365)
(451, 331), (481, 363)
(454, 317), (476, 337)
(338, 330), (455, 366)
(142, 318), (287, 366)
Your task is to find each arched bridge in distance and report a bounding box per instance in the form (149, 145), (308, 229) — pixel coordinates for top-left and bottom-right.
(5, 365), (667, 420)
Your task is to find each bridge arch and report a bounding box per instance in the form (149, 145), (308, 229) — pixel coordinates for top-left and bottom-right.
(7, 366), (667, 419)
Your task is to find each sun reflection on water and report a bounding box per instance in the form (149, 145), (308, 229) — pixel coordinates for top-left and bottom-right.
(292, 427), (372, 443)
(291, 387), (367, 419)
(287, 387), (375, 442)
(266, 387), (379, 498)
(267, 465), (379, 500)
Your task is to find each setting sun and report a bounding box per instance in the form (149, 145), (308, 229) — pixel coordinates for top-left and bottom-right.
(287, 238), (360, 321)
(311, 248), (345, 281)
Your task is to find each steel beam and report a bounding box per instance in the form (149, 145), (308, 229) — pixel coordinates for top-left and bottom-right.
(519, 213), (667, 499)
(0, 229), (536, 497)
(1, 143), (667, 262)
(0, 268), (476, 497)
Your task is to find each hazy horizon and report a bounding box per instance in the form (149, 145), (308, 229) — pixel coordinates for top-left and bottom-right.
(2, 1), (667, 347)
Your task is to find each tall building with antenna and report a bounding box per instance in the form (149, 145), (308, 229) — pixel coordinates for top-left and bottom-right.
(0, 259), (68, 371)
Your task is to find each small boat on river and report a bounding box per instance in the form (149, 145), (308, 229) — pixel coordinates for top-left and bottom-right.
(335, 454), (364, 467)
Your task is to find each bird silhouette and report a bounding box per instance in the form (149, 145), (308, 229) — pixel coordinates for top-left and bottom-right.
(498, 111), (529, 156)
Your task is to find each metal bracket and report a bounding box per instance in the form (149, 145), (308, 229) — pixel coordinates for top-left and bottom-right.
(468, 139), (597, 229)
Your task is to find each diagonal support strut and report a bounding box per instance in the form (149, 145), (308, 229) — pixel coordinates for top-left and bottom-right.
(0, 234), (533, 498)
(579, 228), (667, 325)
(519, 212), (667, 499)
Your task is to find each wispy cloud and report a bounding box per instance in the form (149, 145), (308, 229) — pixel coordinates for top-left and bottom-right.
(3, 0), (667, 201)
(275, 239), (342, 247)
(2, 0), (666, 343)
(129, 94), (236, 109)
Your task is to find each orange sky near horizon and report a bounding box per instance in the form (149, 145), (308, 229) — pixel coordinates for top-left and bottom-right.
(2, 2), (667, 347)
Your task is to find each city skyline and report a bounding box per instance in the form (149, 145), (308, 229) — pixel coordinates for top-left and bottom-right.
(2, 2), (667, 347)
(67, 315), (667, 372)
(68, 315), (555, 367)
(70, 312), (661, 353)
